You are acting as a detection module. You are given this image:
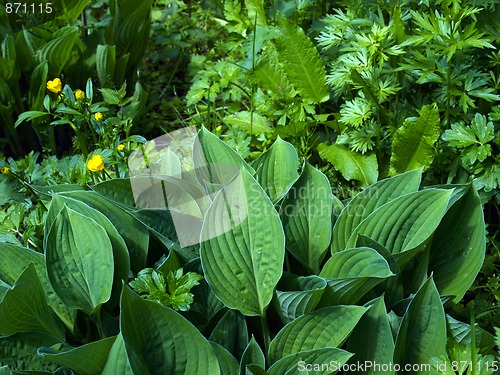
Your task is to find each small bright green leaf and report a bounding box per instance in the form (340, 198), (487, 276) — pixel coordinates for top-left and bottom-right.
(251, 137), (299, 202)
(120, 286), (220, 375)
(201, 169), (285, 316)
(239, 337), (265, 375)
(0, 263), (64, 340)
(209, 309), (249, 360)
(224, 111), (272, 134)
(37, 337), (116, 375)
(281, 163), (333, 273)
(346, 296), (394, 375)
(268, 305), (368, 364)
(394, 276), (446, 371)
(317, 143), (378, 186)
(102, 333), (133, 375)
(332, 169), (422, 253)
(45, 206), (114, 313)
(390, 103), (440, 175)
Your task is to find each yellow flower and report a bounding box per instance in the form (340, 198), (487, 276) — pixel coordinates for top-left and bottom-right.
(94, 112), (104, 121)
(117, 144), (125, 152)
(75, 89), (85, 100)
(47, 78), (62, 94)
(87, 155), (105, 172)
(1, 166), (10, 175)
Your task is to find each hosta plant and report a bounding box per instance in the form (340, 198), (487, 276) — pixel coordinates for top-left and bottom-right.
(0, 127), (497, 374)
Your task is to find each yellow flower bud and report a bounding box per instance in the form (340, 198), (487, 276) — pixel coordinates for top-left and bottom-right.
(87, 155), (105, 172)
(75, 89), (85, 100)
(47, 78), (62, 94)
(94, 112), (104, 121)
(117, 144), (125, 152)
(1, 166), (10, 175)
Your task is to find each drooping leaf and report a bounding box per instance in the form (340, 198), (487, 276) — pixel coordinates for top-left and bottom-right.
(200, 169), (285, 316)
(390, 103), (441, 175)
(45, 206), (114, 313)
(317, 143), (378, 186)
(280, 163), (333, 273)
(394, 276), (447, 371)
(268, 305), (368, 364)
(120, 286), (220, 375)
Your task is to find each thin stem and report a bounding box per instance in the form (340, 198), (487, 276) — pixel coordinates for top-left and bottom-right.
(470, 307), (476, 375)
(260, 315), (270, 366)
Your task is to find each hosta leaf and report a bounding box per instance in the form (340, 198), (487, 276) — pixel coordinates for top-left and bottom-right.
(267, 347), (352, 375)
(38, 337), (116, 375)
(332, 169), (422, 253)
(317, 143), (378, 186)
(194, 127), (254, 192)
(274, 273), (326, 324)
(239, 337), (265, 375)
(36, 27), (78, 76)
(390, 103), (440, 175)
(120, 286), (220, 375)
(281, 163), (333, 273)
(346, 296), (394, 375)
(251, 137), (299, 202)
(429, 185), (485, 303)
(102, 333), (133, 375)
(394, 276), (446, 371)
(274, 15), (329, 103)
(201, 169), (285, 316)
(210, 342), (239, 375)
(318, 247), (394, 305)
(0, 263), (64, 340)
(0, 243), (75, 332)
(268, 305), (368, 364)
(209, 309), (249, 360)
(45, 206), (114, 313)
(345, 189), (452, 255)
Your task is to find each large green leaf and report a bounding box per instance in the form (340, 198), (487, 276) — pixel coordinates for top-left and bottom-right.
(36, 27), (78, 75)
(120, 286), (220, 374)
(274, 15), (329, 103)
(280, 163), (333, 273)
(209, 309), (249, 361)
(267, 347), (352, 375)
(37, 337), (116, 375)
(268, 305), (368, 364)
(429, 185), (485, 303)
(332, 169), (422, 253)
(210, 342), (239, 375)
(394, 276), (447, 371)
(318, 247), (394, 305)
(0, 263), (64, 340)
(239, 337), (265, 375)
(45, 206), (114, 313)
(273, 273), (327, 324)
(200, 169), (285, 316)
(317, 143), (378, 186)
(194, 127), (254, 192)
(345, 189), (452, 255)
(346, 296), (395, 375)
(102, 333), (133, 375)
(0, 243), (75, 332)
(96, 44), (116, 88)
(390, 103), (440, 175)
(251, 137), (299, 202)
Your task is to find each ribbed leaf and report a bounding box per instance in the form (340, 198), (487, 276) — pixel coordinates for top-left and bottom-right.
(96, 44), (116, 87)
(28, 62), (48, 111)
(209, 309), (249, 361)
(274, 273), (326, 324)
(390, 103), (441, 175)
(45, 206), (114, 313)
(274, 15), (329, 103)
(102, 333), (133, 375)
(317, 143), (378, 186)
(346, 296), (395, 375)
(36, 27), (78, 75)
(281, 163), (333, 273)
(394, 276), (447, 371)
(345, 189), (452, 254)
(332, 169), (422, 253)
(38, 337), (116, 375)
(0, 243), (75, 331)
(429, 184), (485, 303)
(268, 347), (352, 375)
(0, 263), (64, 340)
(210, 342), (239, 375)
(318, 247), (394, 305)
(268, 305), (368, 364)
(201, 169), (285, 316)
(239, 337), (265, 375)
(252, 47), (296, 98)
(120, 286), (220, 375)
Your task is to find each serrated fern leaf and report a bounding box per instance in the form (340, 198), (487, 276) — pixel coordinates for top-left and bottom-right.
(390, 103), (441, 175)
(274, 15), (330, 104)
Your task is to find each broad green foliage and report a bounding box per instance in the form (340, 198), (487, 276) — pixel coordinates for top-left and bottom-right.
(0, 128), (492, 373)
